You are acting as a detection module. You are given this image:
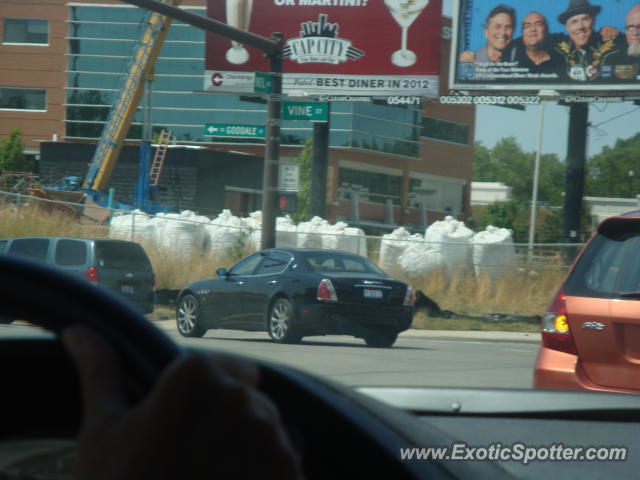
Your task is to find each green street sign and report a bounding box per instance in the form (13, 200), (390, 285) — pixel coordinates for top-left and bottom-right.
(282, 102), (328, 121)
(254, 72), (272, 94)
(204, 123), (265, 138)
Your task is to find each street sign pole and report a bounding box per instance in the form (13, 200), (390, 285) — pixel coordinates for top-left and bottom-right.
(261, 33), (284, 249)
(311, 103), (330, 218)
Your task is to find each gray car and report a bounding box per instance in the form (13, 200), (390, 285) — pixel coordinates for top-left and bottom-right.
(0, 236), (155, 317)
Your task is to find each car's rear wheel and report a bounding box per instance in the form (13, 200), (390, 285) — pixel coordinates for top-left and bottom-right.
(176, 294), (207, 338)
(268, 298), (302, 344)
(364, 331), (398, 348)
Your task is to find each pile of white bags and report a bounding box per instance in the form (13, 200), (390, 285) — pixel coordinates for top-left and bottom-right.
(275, 215), (298, 248)
(150, 210), (208, 257)
(204, 209), (246, 257)
(423, 216), (474, 273)
(378, 227), (423, 271)
(109, 210), (157, 244)
(296, 216), (328, 249)
(472, 226), (516, 278)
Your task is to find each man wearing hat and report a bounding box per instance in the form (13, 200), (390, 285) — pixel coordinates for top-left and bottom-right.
(555, 0), (621, 81)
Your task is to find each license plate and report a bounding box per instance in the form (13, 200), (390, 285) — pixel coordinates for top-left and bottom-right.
(121, 285), (135, 294)
(363, 289), (383, 299)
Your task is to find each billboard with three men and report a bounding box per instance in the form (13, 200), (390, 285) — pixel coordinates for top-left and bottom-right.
(450, 0), (640, 90)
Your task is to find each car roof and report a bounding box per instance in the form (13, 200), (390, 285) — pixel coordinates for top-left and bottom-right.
(261, 248), (362, 256)
(0, 236), (136, 243)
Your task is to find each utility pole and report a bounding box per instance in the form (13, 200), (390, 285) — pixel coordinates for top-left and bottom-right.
(563, 103), (589, 244)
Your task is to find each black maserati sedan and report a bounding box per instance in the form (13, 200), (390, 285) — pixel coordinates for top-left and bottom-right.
(176, 248), (415, 347)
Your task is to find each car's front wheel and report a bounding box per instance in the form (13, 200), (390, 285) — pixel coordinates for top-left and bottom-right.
(176, 294), (207, 338)
(268, 298), (302, 344)
(364, 330), (398, 348)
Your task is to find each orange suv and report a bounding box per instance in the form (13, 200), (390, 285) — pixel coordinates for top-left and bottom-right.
(534, 211), (640, 394)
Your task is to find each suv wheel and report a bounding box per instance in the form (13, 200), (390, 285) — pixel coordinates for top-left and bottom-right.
(364, 331), (398, 348)
(176, 294), (207, 338)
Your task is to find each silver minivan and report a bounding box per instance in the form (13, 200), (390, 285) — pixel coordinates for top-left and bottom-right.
(0, 237), (155, 316)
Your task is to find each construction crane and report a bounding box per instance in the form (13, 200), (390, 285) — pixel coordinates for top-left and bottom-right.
(44, 0), (182, 220)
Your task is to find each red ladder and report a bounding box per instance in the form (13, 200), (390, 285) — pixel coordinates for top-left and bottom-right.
(150, 129), (171, 187)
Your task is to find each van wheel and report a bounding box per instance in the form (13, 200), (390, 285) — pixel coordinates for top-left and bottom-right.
(176, 294), (207, 338)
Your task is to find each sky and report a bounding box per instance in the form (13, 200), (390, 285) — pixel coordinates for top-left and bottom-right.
(441, 0), (640, 158)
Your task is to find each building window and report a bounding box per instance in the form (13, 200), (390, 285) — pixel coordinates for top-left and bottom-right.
(339, 168), (402, 206)
(3, 18), (49, 45)
(421, 116), (469, 145)
(0, 88), (47, 111)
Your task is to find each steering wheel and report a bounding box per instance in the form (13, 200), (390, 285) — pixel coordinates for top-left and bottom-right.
(0, 254), (505, 480)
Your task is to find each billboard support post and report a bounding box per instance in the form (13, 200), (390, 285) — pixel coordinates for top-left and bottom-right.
(261, 33), (284, 250)
(563, 103), (589, 245)
(311, 104), (330, 219)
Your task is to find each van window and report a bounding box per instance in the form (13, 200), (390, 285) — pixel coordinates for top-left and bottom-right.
(9, 238), (49, 262)
(95, 241), (151, 272)
(55, 239), (87, 267)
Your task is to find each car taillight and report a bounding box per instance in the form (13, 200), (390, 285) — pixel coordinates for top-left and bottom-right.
(151, 273), (156, 288)
(86, 267), (98, 283)
(541, 287), (577, 355)
(403, 286), (415, 306)
(317, 279), (337, 302)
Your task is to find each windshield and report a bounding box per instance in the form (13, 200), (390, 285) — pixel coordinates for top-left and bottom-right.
(1, 0), (640, 424)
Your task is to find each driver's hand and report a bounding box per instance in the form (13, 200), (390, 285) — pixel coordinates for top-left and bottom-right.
(62, 326), (304, 480)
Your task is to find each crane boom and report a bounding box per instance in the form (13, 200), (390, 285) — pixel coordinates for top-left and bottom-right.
(82, 0), (183, 192)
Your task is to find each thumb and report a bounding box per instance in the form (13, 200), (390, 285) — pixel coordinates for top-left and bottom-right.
(62, 326), (127, 426)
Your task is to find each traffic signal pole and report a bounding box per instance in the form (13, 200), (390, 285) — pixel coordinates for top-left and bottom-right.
(120, 0), (282, 247)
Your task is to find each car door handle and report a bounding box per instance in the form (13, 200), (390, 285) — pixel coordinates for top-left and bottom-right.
(267, 280), (277, 285)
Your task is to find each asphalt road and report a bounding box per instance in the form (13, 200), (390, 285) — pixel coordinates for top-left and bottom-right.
(0, 322), (540, 389)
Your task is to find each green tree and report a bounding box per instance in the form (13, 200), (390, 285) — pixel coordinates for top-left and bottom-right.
(475, 200), (530, 242)
(292, 138), (312, 224)
(0, 127), (33, 173)
(586, 133), (640, 198)
(473, 137), (565, 206)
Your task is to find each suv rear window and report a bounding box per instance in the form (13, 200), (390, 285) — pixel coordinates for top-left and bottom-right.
(9, 238), (49, 262)
(55, 239), (87, 267)
(95, 241), (151, 272)
(565, 225), (640, 298)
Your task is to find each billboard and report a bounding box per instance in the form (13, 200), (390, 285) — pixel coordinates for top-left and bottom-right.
(450, 0), (640, 91)
(205, 0), (442, 98)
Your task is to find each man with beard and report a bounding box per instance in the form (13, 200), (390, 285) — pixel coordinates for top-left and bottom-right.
(609, 4), (640, 81)
(555, 0), (621, 81)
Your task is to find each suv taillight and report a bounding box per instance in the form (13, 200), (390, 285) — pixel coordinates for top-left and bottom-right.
(403, 286), (415, 306)
(87, 267), (98, 283)
(541, 287), (577, 355)
(317, 279), (337, 302)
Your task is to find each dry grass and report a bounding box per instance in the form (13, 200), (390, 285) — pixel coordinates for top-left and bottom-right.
(394, 267), (566, 318)
(1, 202), (567, 326)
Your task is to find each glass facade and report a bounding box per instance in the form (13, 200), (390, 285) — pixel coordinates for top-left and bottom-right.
(338, 168), (402, 206)
(2, 18), (49, 44)
(0, 87), (46, 111)
(421, 116), (469, 145)
(65, 4), (422, 158)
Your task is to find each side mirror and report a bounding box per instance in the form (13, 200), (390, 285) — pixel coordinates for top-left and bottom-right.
(216, 268), (228, 277)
